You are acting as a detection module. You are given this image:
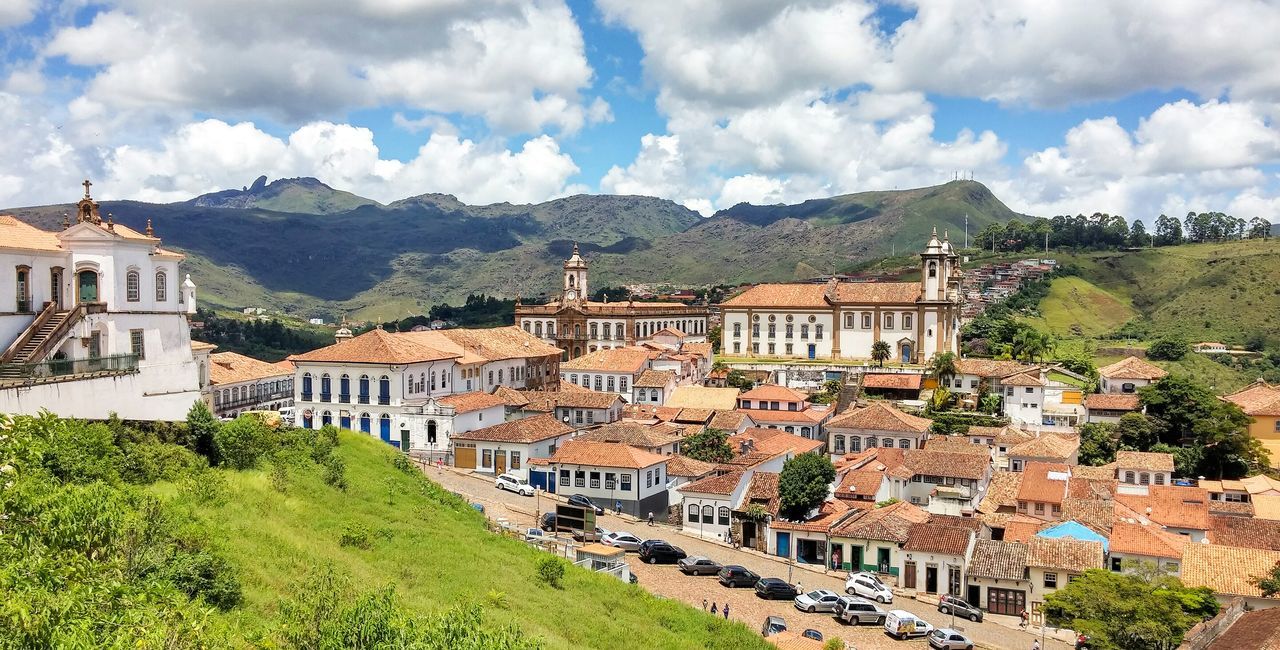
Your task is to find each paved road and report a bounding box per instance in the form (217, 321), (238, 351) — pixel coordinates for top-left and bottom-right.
(424, 464), (1069, 650)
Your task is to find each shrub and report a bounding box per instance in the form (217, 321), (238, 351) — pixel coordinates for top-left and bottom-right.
(41, 419), (123, 484)
(486, 589), (509, 609)
(162, 548), (243, 611)
(339, 523), (373, 549)
(1148, 337), (1190, 361)
(823, 638), (845, 650)
(310, 425), (340, 463)
(185, 400), (221, 464)
(535, 556), (566, 588)
(323, 454), (348, 491)
(270, 456), (290, 493)
(178, 468), (230, 506)
(120, 442), (204, 484)
(392, 452), (416, 475)
(215, 416), (273, 470)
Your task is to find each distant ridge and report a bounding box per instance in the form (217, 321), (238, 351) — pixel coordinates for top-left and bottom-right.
(189, 176), (380, 214)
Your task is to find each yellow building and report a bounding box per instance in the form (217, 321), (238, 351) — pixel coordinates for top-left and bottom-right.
(1223, 381), (1280, 468)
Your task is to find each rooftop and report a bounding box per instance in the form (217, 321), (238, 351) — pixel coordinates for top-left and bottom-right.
(664, 386), (741, 411)
(739, 384), (809, 403)
(1208, 514), (1280, 551)
(436, 391), (507, 414)
(826, 401), (932, 433)
(1008, 433), (1079, 461)
(738, 471), (781, 516)
(1098, 356), (1168, 381)
(1223, 381), (1280, 417)
(1109, 520), (1187, 559)
(904, 448), (989, 480)
(861, 373), (923, 390)
(679, 469), (747, 496)
(835, 469), (886, 499)
(634, 369), (677, 388)
(1181, 544), (1280, 598)
(902, 523), (972, 556)
(1084, 393), (1142, 411)
(1115, 450), (1175, 472)
(517, 389), (623, 411)
(548, 440), (668, 470)
(664, 454), (718, 479)
(953, 358), (1037, 379)
(831, 500), (930, 543)
(968, 539), (1029, 581)
(561, 347), (651, 373)
(1115, 485), (1212, 531)
(451, 413), (573, 444)
(209, 351), (294, 386)
(1025, 536), (1105, 572)
(729, 427), (825, 458)
(1016, 462), (1072, 504)
(574, 421), (682, 450)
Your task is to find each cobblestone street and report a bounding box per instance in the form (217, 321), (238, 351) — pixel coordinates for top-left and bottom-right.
(422, 462), (1069, 650)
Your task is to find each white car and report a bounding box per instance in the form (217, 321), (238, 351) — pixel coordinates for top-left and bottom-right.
(846, 572), (893, 603)
(793, 589), (842, 613)
(884, 610), (933, 640)
(495, 472), (534, 496)
(601, 531), (644, 551)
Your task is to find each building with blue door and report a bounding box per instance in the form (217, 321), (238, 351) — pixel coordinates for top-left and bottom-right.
(541, 440), (670, 518)
(450, 413), (574, 476)
(289, 325), (562, 458)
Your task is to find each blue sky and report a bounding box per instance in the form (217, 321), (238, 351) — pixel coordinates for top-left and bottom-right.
(2, 0), (1280, 223)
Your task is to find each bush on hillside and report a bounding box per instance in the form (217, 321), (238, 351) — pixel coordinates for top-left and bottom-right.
(186, 400), (222, 464)
(339, 523), (373, 549)
(215, 416), (274, 470)
(120, 442), (205, 484)
(536, 556), (567, 589)
(161, 546), (244, 611)
(323, 453), (348, 491)
(1147, 337), (1190, 361)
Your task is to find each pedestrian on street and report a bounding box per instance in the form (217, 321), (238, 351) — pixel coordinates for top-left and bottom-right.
(710, 602), (717, 615)
(702, 598), (708, 611)
(616, 500), (622, 514)
(722, 603), (729, 619)
(648, 511), (655, 526)
(1019, 608), (1029, 628)
(1031, 640), (1040, 650)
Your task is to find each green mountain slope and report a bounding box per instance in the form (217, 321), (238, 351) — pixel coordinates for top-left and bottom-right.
(2, 179), (1019, 320)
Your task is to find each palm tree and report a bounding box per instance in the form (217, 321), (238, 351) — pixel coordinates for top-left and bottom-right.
(929, 351), (959, 385)
(1012, 328), (1055, 362)
(870, 340), (891, 367)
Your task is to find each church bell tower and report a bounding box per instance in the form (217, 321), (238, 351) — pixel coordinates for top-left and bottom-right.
(562, 243), (588, 305)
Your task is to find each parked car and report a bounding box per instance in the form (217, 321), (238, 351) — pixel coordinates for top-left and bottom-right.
(567, 493), (605, 515)
(794, 589), (842, 613)
(523, 528), (545, 542)
(637, 540), (686, 564)
(601, 531), (644, 551)
(755, 577), (799, 600)
(494, 473), (534, 496)
(883, 610), (933, 640)
(539, 512), (556, 531)
(802, 629), (823, 641)
(572, 526), (609, 542)
(678, 557), (723, 575)
(937, 595), (983, 622)
(833, 596), (887, 625)
(717, 565), (760, 588)
(470, 503), (485, 513)
(846, 572), (894, 603)
(761, 616), (787, 637)
(928, 628), (974, 650)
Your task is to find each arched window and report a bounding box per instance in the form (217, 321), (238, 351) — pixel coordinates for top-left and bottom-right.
(301, 373), (313, 399)
(1139, 472), (1150, 486)
(904, 313), (913, 330)
(718, 506), (730, 526)
(427, 420), (437, 444)
(359, 412), (371, 433)
(928, 262), (937, 278)
(882, 438), (893, 448)
(1125, 471), (1135, 483)
(534, 322), (543, 337)
(358, 375), (370, 403)
(568, 275), (575, 288)
(850, 437), (861, 453)
(155, 270), (168, 301)
(339, 374), (350, 402)
(321, 410), (332, 426)
(302, 410), (313, 428)
(378, 375), (391, 405)
(547, 322), (554, 336)
(688, 504), (699, 522)
(590, 323), (598, 338)
(844, 313), (854, 328)
(899, 439), (910, 449)
(701, 505), (714, 524)
(15, 266), (30, 311)
(126, 269), (140, 302)
(320, 373), (332, 401)
(867, 437), (877, 448)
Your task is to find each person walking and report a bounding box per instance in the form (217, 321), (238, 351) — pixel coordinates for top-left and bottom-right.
(647, 511), (655, 526)
(615, 500), (622, 515)
(710, 602), (717, 615)
(722, 602), (729, 620)
(1031, 640), (1040, 650)
(702, 598), (708, 611)
(1019, 608), (1029, 629)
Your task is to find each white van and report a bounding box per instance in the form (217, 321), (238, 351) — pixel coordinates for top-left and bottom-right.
(883, 610), (934, 640)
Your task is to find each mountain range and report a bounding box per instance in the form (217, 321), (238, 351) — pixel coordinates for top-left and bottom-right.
(2, 178), (1025, 321)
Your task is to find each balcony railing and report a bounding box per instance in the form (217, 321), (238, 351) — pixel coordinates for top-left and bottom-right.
(358, 394), (369, 404)
(1, 353), (139, 381)
(300, 391), (313, 401)
(320, 392), (332, 402)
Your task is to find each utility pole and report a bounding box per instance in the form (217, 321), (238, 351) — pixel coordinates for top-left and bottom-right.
(1044, 231), (1049, 254)
(964, 214), (969, 249)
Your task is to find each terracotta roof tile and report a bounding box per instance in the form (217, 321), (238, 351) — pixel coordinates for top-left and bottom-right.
(1008, 433), (1079, 461)
(902, 523), (972, 556)
(1072, 463), (1118, 481)
(1026, 536), (1105, 572)
(929, 513), (984, 533)
(834, 282), (922, 304)
(1084, 393), (1142, 411)
(575, 421), (682, 450)
(979, 471), (1024, 513)
(1115, 450), (1175, 472)
(738, 407), (829, 424)
(665, 386), (741, 410)
(739, 383), (809, 402)
(969, 540), (1029, 580)
(492, 385), (529, 407)
(721, 283), (830, 308)
(1181, 544), (1280, 598)
(1061, 498), (1115, 533)
(1223, 381), (1280, 416)
(682, 341), (712, 359)
(190, 340), (218, 352)
(954, 358), (1037, 378)
(208, 351), (293, 386)
(835, 469), (885, 499)
(679, 469), (747, 496)
(1208, 500), (1254, 516)
(709, 410), (751, 431)
(766, 631), (827, 650)
(291, 328), (458, 365)
(517, 389), (623, 411)
(561, 347), (651, 373)
(548, 440), (667, 470)
(1016, 462), (1072, 504)
(1003, 514), (1049, 542)
(1115, 485), (1212, 531)
(904, 448), (989, 480)
(831, 501), (929, 542)
(1208, 514), (1280, 551)
(1109, 520), (1187, 559)
(1098, 356), (1167, 381)
(730, 427), (826, 458)
(0, 215), (62, 251)
(1206, 608), (1280, 650)
(826, 401), (932, 433)
(436, 391), (507, 414)
(1001, 371), (1046, 387)
(665, 454), (718, 479)
(673, 408), (714, 423)
(451, 413), (573, 444)
(923, 436), (992, 456)
(772, 499), (855, 532)
(634, 369), (677, 388)
(861, 373), (923, 390)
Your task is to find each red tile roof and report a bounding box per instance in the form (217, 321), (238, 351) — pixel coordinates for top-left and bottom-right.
(574, 421), (682, 449)
(861, 373), (923, 390)
(772, 499), (855, 532)
(738, 407), (829, 424)
(1208, 515), (1280, 551)
(548, 440), (668, 470)
(835, 469), (885, 499)
(679, 470), (747, 496)
(1182, 544), (1280, 598)
(1109, 520), (1188, 559)
(721, 283), (830, 308)
(1223, 381), (1280, 417)
(1026, 536), (1105, 572)
(904, 448), (989, 480)
(517, 389), (623, 411)
(954, 358), (1037, 378)
(1001, 371), (1046, 387)
(738, 471), (781, 516)
(437, 391), (507, 413)
(902, 523), (972, 556)
(1115, 450), (1175, 472)
(979, 471), (1024, 513)
(634, 369), (677, 388)
(1115, 485), (1212, 531)
(969, 540), (1029, 580)
(831, 501), (930, 542)
(1008, 433), (1079, 461)
(834, 282), (922, 304)
(729, 428), (826, 458)
(452, 413), (573, 444)
(209, 351), (294, 386)
(1099, 356), (1167, 381)
(1206, 608), (1280, 650)
(1016, 462), (1072, 504)
(739, 384), (809, 402)
(826, 401), (932, 433)
(1084, 393), (1141, 411)
(290, 328), (457, 364)
(561, 347), (651, 373)
(665, 454), (718, 479)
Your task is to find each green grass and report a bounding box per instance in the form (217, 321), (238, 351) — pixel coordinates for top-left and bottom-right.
(1025, 276), (1138, 337)
(1150, 352), (1254, 394)
(166, 431), (766, 649)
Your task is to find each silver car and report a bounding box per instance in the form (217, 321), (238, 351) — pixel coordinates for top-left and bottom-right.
(833, 596), (886, 625)
(793, 589), (842, 613)
(601, 531), (644, 551)
(929, 628), (974, 650)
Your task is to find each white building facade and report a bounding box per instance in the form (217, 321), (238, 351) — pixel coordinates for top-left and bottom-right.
(0, 184), (202, 420)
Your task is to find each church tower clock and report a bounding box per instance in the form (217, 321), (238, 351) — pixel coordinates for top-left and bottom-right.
(563, 243), (588, 305)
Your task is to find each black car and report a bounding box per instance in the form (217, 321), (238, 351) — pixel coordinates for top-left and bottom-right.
(638, 540), (686, 564)
(567, 494), (605, 515)
(755, 578), (799, 600)
(718, 565), (760, 588)
(540, 512), (556, 531)
(802, 629), (823, 641)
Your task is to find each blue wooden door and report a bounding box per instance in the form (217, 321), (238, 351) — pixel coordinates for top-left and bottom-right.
(808, 344), (816, 359)
(379, 416), (391, 443)
(359, 415), (371, 433)
(340, 415), (351, 430)
(901, 344), (912, 364)
(776, 532), (790, 558)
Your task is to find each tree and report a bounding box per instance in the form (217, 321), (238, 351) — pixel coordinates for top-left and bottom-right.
(1078, 423), (1118, 466)
(1141, 376), (1268, 477)
(928, 351), (959, 385)
(1251, 560), (1280, 597)
(725, 369), (755, 391)
(870, 340), (891, 367)
(1147, 337), (1189, 361)
(778, 453), (836, 520)
(214, 415), (272, 470)
(1012, 327), (1055, 362)
(1043, 567), (1218, 650)
(1154, 214), (1183, 246)
(708, 325), (722, 354)
(185, 400), (220, 464)
(682, 428), (734, 463)
(1116, 413), (1158, 450)
(1128, 219), (1150, 247)
(928, 386), (953, 413)
(1247, 217), (1272, 239)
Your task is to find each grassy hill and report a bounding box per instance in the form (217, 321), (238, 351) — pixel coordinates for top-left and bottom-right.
(1025, 275), (1139, 338)
(2, 179), (1021, 321)
(168, 430), (763, 649)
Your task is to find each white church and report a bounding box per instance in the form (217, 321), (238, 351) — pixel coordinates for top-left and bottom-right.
(0, 181), (203, 420)
(719, 229), (963, 364)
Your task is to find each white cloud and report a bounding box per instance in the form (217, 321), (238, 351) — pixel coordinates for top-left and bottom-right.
(44, 0), (599, 133)
(96, 118), (579, 206)
(0, 0), (37, 27)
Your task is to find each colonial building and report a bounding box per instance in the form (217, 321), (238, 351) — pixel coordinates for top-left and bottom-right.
(719, 230), (962, 363)
(0, 182), (202, 420)
(515, 245), (710, 360)
(206, 351), (295, 418)
(288, 326), (561, 455)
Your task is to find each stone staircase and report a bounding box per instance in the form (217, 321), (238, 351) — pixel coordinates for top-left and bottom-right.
(0, 303), (83, 380)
